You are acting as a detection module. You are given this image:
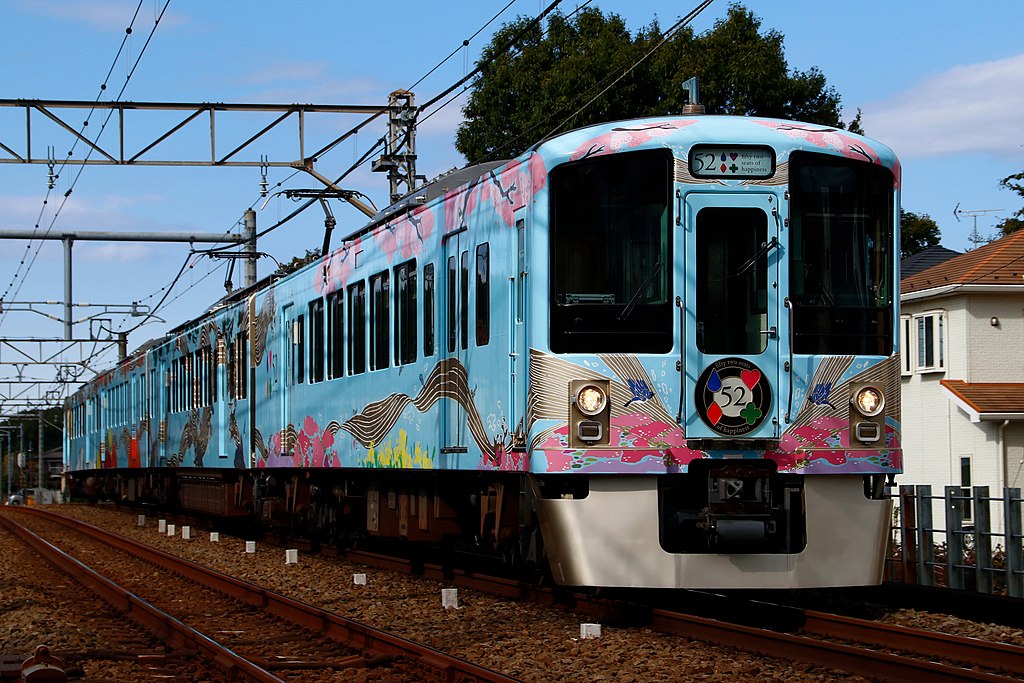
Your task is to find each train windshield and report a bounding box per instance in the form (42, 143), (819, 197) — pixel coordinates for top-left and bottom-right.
(788, 152), (895, 355)
(549, 150), (673, 353)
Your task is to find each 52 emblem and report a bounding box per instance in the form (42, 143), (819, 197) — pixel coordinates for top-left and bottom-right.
(694, 358), (772, 436)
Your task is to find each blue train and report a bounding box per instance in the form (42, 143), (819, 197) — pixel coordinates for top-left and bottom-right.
(64, 111), (902, 588)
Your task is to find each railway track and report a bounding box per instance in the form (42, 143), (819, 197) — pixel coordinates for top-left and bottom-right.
(14, 504), (1024, 682)
(0, 507), (518, 682)
(346, 541), (1024, 682)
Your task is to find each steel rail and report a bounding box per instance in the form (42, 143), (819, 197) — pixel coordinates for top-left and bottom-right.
(344, 543), (1024, 681)
(11, 508), (521, 683)
(800, 609), (1024, 677)
(647, 607), (1019, 683)
(0, 512), (282, 683)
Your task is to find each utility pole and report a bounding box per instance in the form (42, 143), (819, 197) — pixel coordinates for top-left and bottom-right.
(3, 430), (11, 500)
(244, 209), (257, 288)
(37, 409), (43, 500)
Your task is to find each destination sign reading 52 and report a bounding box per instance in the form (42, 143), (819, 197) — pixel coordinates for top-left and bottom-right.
(689, 145), (775, 179)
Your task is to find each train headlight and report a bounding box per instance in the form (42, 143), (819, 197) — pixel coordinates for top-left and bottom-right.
(852, 386), (884, 417)
(575, 384), (608, 416)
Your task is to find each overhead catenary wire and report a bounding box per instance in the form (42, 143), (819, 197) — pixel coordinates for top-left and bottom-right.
(0, 0), (149, 311)
(0, 1), (173, 334)
(212, 0), (567, 249)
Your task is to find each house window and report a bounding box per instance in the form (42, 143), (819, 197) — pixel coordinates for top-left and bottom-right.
(960, 456), (972, 522)
(915, 310), (945, 372)
(900, 315), (912, 376)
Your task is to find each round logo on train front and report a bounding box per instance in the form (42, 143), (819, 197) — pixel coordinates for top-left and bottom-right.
(695, 358), (772, 436)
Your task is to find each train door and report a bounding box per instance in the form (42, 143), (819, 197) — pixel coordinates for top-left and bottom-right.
(441, 230), (468, 458)
(281, 303), (296, 447)
(682, 193), (781, 442)
(509, 212), (528, 434)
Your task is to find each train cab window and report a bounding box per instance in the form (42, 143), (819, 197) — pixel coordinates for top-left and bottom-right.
(423, 263), (435, 356)
(348, 281), (366, 375)
(695, 207), (769, 355)
(394, 260), (417, 365)
(549, 149), (672, 353)
(476, 243), (490, 346)
(788, 152), (895, 355)
(370, 271), (390, 371)
(327, 290), (344, 379)
(308, 298), (325, 383)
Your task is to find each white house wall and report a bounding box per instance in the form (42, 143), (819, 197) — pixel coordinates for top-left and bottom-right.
(899, 291), (1024, 537)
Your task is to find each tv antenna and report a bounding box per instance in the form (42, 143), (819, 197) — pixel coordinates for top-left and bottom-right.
(954, 203), (1003, 247)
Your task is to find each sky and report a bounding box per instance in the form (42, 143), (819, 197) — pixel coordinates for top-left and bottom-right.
(0, 0), (1022, 404)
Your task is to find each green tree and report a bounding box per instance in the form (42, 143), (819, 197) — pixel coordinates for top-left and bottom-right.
(456, 4), (853, 163)
(996, 170), (1024, 236)
(900, 210), (941, 258)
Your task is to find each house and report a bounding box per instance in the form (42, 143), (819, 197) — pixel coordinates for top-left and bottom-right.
(899, 230), (1024, 526)
(901, 245), (960, 279)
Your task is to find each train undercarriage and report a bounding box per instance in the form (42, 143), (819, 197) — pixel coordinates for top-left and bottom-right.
(64, 464), (892, 589)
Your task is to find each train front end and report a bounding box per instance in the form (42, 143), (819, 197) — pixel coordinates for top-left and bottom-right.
(526, 116), (901, 588)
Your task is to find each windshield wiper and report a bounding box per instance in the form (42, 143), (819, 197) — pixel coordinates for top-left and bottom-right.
(618, 259), (663, 321)
(733, 236), (778, 278)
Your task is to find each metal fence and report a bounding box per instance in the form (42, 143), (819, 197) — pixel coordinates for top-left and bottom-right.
(888, 485), (1024, 596)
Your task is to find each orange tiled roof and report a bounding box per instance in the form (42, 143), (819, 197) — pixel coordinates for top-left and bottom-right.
(940, 380), (1024, 416)
(902, 229), (1024, 294)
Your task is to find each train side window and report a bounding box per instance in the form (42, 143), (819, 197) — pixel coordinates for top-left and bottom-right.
(476, 243), (490, 346)
(423, 263), (435, 357)
(184, 353), (193, 410)
(327, 290), (344, 379)
(370, 270), (390, 371)
(447, 256), (457, 353)
(308, 298), (325, 383)
(394, 259), (417, 365)
(460, 250), (469, 350)
(226, 340), (235, 399)
(239, 331), (248, 399)
(206, 343), (216, 405)
(348, 281), (366, 375)
(293, 314), (305, 384)
(170, 359), (178, 412)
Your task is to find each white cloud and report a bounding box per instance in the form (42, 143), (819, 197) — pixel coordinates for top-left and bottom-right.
(862, 53), (1024, 159)
(16, 0), (187, 32)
